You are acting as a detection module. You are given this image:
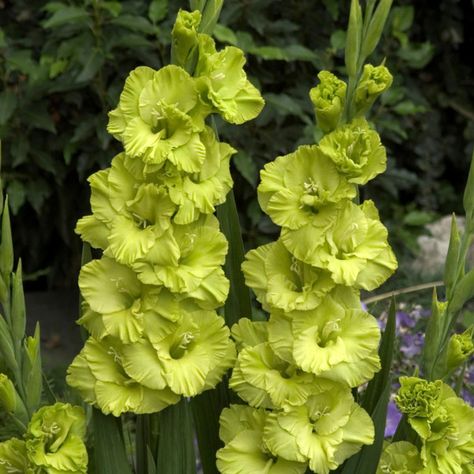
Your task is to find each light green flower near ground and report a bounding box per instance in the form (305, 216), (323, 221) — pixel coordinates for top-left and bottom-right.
(195, 34), (265, 125)
(133, 215), (229, 308)
(166, 127), (235, 224)
(310, 71), (347, 133)
(0, 438), (29, 473)
(258, 144), (355, 232)
(108, 65), (209, 171)
(217, 405), (307, 474)
(354, 64), (393, 116)
(67, 337), (179, 416)
(262, 381), (374, 474)
(25, 403), (88, 474)
(396, 377), (474, 474)
(319, 117), (387, 185)
(376, 441), (423, 473)
(283, 200), (397, 290)
(119, 310), (235, 397)
(266, 296), (380, 387)
(242, 240), (335, 314)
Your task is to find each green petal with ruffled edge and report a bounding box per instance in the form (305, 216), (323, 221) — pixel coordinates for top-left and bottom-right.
(195, 40), (264, 124)
(258, 145), (355, 230)
(0, 438), (29, 473)
(231, 318), (268, 351)
(376, 442), (422, 474)
(243, 240), (335, 314)
(79, 257), (145, 343)
(75, 215), (109, 250)
(25, 403), (88, 473)
(319, 117), (386, 185)
(217, 406), (307, 474)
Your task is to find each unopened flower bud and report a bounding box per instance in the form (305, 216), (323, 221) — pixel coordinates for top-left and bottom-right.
(354, 64), (393, 116)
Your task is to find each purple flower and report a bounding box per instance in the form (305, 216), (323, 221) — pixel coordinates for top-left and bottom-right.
(396, 310), (415, 329)
(385, 400), (402, 437)
(400, 332), (424, 358)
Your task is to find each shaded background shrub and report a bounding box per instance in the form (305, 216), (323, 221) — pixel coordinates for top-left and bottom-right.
(0, 0), (473, 289)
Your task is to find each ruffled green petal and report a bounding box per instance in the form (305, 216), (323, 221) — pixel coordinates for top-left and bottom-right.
(0, 438), (29, 473)
(75, 215), (109, 250)
(231, 318), (268, 350)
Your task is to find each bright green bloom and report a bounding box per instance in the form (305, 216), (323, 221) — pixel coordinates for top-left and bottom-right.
(230, 340), (319, 409)
(258, 144), (355, 232)
(133, 215), (229, 308)
(231, 317), (268, 352)
(319, 118), (387, 185)
(310, 71), (346, 133)
(171, 9), (201, 68)
(78, 256), (147, 343)
(268, 296), (381, 387)
(376, 442), (423, 474)
(25, 403), (88, 474)
(108, 65), (209, 171)
(242, 240), (335, 314)
(395, 377), (442, 420)
(262, 381), (374, 474)
(396, 377), (474, 474)
(166, 127), (235, 224)
(217, 404), (307, 474)
(282, 200), (397, 290)
(0, 438), (29, 473)
(195, 35), (265, 124)
(354, 64), (393, 116)
(67, 337), (179, 416)
(119, 310), (235, 397)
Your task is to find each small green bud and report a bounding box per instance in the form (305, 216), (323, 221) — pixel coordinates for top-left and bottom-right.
(0, 373), (16, 412)
(395, 376), (442, 419)
(0, 196), (14, 280)
(345, 0), (363, 77)
(354, 63), (393, 116)
(11, 260), (26, 344)
(171, 9), (202, 69)
(200, 0), (224, 35)
(446, 327), (474, 373)
(0, 316), (17, 373)
(463, 152), (474, 229)
(22, 323), (42, 413)
(310, 71), (347, 133)
(361, 0), (393, 60)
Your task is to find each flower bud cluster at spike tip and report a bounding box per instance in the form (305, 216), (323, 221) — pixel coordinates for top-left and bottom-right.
(66, 9), (264, 417)
(377, 377), (474, 473)
(0, 402), (88, 473)
(217, 69), (397, 474)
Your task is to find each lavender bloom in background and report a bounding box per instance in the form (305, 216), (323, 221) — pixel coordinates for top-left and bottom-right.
(385, 400), (402, 437)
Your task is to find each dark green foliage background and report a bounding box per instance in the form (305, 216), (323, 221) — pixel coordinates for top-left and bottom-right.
(0, 0), (473, 288)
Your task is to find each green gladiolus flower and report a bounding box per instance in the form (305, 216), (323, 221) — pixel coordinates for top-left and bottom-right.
(354, 64), (393, 116)
(119, 310), (235, 397)
(67, 337), (179, 416)
(262, 381), (374, 474)
(217, 405), (307, 474)
(376, 442), (423, 473)
(0, 438), (29, 473)
(108, 65), (209, 171)
(267, 296), (381, 387)
(195, 35), (265, 124)
(25, 403), (88, 474)
(171, 9), (201, 68)
(258, 144), (355, 232)
(231, 317), (269, 351)
(133, 215), (229, 308)
(310, 71), (347, 133)
(243, 240), (336, 314)
(166, 127), (235, 224)
(283, 200), (397, 290)
(395, 377), (474, 473)
(230, 340), (320, 409)
(319, 118), (387, 185)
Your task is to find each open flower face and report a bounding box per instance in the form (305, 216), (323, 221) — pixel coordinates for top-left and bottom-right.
(376, 442), (423, 474)
(263, 382), (374, 474)
(25, 403), (88, 474)
(133, 215), (229, 308)
(108, 65), (209, 171)
(319, 118), (386, 185)
(243, 240), (335, 314)
(287, 200), (397, 290)
(258, 145), (355, 232)
(67, 337), (179, 416)
(217, 405), (307, 474)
